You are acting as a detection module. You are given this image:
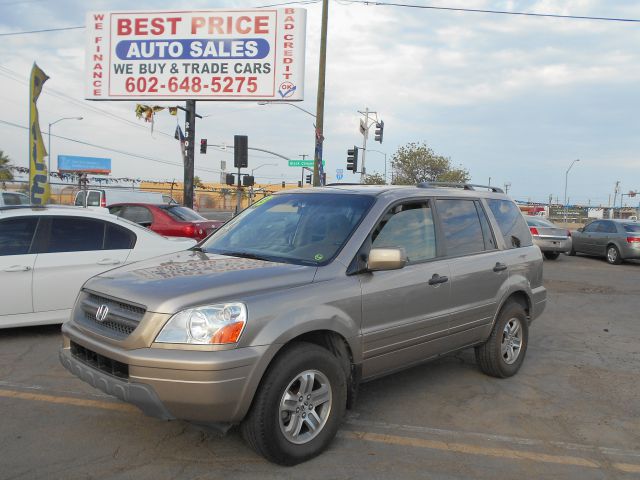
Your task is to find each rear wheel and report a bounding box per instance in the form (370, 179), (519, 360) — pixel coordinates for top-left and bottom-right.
(475, 302), (529, 378)
(606, 244), (622, 265)
(544, 251), (560, 260)
(241, 342), (347, 465)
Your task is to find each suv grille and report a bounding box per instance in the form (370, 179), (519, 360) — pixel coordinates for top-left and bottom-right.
(77, 292), (146, 339)
(70, 342), (129, 379)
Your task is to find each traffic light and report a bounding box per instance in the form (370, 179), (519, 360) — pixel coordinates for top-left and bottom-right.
(242, 175), (255, 187)
(346, 146), (359, 172)
(305, 174), (312, 184)
(234, 135), (248, 168)
(200, 138), (207, 154)
(374, 121), (384, 143)
(225, 173), (235, 186)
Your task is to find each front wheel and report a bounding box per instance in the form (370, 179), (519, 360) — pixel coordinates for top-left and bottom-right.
(475, 302), (529, 378)
(606, 244), (622, 265)
(241, 342), (347, 465)
(544, 251), (560, 260)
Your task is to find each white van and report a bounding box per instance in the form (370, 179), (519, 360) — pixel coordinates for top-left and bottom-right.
(0, 190), (30, 206)
(74, 189), (165, 208)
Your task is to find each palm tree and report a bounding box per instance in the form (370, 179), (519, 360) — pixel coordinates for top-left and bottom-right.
(0, 150), (14, 183)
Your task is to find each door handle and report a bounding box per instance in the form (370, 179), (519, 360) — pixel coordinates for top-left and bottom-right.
(97, 259), (122, 265)
(428, 274), (449, 285)
(493, 262), (508, 272)
(3, 265), (31, 272)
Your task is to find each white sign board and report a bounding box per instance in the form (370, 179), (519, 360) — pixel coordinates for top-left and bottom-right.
(86, 8), (306, 101)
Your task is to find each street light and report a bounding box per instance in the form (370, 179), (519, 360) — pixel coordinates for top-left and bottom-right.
(564, 159), (580, 224)
(257, 101), (316, 119)
(48, 116), (83, 175)
(249, 163), (277, 202)
(365, 149), (388, 184)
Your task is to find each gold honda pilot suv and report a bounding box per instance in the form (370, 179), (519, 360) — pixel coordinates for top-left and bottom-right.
(60, 183), (546, 465)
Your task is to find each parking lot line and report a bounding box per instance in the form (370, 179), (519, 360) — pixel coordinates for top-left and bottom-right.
(3, 385), (640, 474)
(0, 388), (138, 413)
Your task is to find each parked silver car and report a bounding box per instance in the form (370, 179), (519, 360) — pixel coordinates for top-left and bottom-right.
(524, 216), (572, 260)
(568, 219), (640, 264)
(60, 184), (546, 465)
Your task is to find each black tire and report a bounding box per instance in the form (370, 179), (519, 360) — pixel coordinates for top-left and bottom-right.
(606, 244), (623, 265)
(475, 302), (529, 378)
(544, 251), (560, 260)
(241, 342), (347, 465)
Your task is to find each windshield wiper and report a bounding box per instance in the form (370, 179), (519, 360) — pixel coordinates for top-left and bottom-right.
(216, 250), (276, 262)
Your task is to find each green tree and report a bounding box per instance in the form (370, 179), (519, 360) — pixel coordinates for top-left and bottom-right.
(193, 176), (203, 188)
(0, 150), (14, 182)
(391, 142), (469, 185)
(362, 172), (386, 185)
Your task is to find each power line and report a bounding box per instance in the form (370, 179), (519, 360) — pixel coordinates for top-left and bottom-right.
(0, 119), (221, 175)
(343, 1), (640, 23)
(0, 25), (84, 37)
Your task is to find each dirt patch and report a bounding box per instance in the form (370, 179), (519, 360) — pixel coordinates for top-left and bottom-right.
(544, 279), (619, 295)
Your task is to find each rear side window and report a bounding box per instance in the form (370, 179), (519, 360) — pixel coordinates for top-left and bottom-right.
(121, 206), (153, 225)
(598, 221), (617, 234)
(46, 217), (105, 253)
(105, 223), (136, 250)
(487, 199), (533, 248)
(436, 199), (486, 256)
(0, 217), (38, 256)
(372, 202), (436, 263)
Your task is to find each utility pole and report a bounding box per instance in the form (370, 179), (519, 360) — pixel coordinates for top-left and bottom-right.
(612, 181), (620, 219)
(313, 0), (329, 187)
(361, 107), (369, 182)
(183, 100), (196, 209)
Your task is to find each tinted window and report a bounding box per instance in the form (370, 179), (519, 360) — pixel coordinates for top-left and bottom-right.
(2, 192), (28, 205)
(624, 224), (640, 233)
(525, 217), (556, 227)
(487, 199), (533, 248)
(0, 217), (38, 256)
(437, 199), (486, 256)
(74, 191), (86, 206)
(598, 221), (617, 234)
(46, 217), (105, 253)
(583, 221), (599, 233)
(86, 191), (101, 207)
(160, 205), (205, 221)
(121, 206), (153, 224)
(109, 205), (124, 216)
(476, 202), (497, 250)
(105, 223), (136, 250)
(372, 202), (436, 263)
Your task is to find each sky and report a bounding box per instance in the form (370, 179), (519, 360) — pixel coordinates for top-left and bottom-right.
(1, 0), (639, 206)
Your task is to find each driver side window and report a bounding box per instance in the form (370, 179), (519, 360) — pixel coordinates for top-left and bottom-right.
(583, 221), (599, 233)
(371, 202), (436, 264)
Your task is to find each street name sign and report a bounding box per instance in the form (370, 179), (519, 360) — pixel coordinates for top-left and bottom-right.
(288, 159), (325, 167)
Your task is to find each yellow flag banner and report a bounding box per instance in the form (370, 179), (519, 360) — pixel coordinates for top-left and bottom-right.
(29, 63), (50, 205)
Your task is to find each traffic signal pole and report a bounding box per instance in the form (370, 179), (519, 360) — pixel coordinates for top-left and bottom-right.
(361, 106), (368, 182)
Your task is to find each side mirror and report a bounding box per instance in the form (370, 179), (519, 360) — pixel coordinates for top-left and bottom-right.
(367, 248), (407, 271)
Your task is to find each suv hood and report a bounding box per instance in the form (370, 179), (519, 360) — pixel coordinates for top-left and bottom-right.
(85, 250), (317, 313)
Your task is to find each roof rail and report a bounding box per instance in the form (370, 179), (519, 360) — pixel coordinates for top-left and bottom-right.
(417, 182), (504, 194)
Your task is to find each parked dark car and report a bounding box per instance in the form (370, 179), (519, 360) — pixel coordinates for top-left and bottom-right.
(568, 219), (640, 264)
(524, 216), (572, 260)
(109, 203), (223, 241)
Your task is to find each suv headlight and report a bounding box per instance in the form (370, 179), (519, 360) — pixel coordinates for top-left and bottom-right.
(155, 303), (247, 345)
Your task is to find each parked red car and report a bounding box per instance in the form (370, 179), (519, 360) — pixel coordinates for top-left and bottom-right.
(108, 203), (224, 241)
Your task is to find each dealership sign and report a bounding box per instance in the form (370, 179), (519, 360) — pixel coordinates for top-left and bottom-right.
(86, 9), (306, 101)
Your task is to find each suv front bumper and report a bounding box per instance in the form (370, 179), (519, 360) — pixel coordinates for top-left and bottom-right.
(60, 322), (269, 424)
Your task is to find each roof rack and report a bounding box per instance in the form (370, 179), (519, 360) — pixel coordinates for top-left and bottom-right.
(417, 182), (504, 194)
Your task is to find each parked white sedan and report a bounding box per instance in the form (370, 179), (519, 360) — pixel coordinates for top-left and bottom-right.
(0, 206), (196, 328)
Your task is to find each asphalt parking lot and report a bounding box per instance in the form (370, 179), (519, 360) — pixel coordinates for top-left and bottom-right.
(1, 254), (639, 479)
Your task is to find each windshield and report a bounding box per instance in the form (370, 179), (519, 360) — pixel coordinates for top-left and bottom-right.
(623, 223), (640, 233)
(200, 193), (374, 266)
(160, 205), (206, 221)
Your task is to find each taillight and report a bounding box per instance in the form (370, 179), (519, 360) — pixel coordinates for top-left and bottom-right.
(529, 227), (539, 235)
(627, 237), (640, 243)
(182, 224), (195, 237)
(567, 230), (571, 237)
(100, 197), (106, 208)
